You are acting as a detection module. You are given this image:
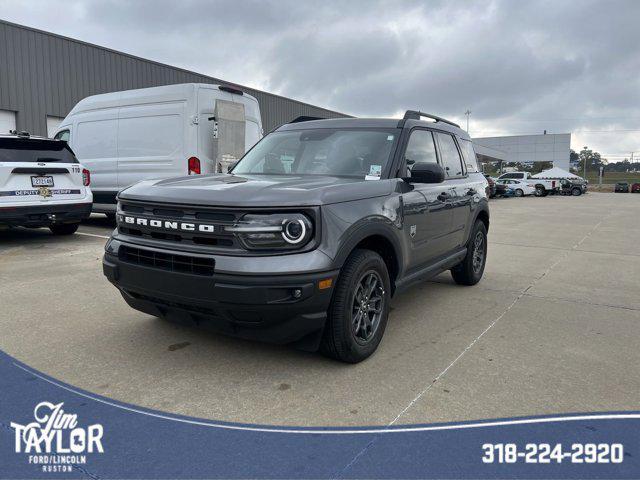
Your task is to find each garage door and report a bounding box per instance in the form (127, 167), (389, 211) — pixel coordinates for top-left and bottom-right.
(47, 115), (64, 137)
(0, 110), (16, 134)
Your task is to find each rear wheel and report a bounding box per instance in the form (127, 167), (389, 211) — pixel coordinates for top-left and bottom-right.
(321, 249), (391, 363)
(451, 220), (487, 286)
(534, 186), (546, 197)
(49, 223), (79, 235)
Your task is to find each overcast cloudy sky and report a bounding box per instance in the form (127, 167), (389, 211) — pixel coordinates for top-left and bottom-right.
(1, 0), (638, 161)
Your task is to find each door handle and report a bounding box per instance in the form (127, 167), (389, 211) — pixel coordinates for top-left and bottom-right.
(437, 192), (451, 202)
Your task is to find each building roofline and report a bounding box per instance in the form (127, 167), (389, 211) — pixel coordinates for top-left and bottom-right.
(473, 133), (571, 140)
(0, 18), (350, 118)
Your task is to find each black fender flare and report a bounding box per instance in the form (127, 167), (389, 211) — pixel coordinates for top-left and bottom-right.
(467, 204), (490, 244)
(332, 220), (404, 274)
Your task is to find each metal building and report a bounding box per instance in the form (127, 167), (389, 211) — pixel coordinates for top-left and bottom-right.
(0, 20), (348, 137)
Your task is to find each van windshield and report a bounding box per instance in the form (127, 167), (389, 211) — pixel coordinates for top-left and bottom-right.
(232, 128), (399, 178)
(0, 138), (78, 163)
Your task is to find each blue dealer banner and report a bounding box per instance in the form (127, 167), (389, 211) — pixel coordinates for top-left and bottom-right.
(0, 349), (638, 479)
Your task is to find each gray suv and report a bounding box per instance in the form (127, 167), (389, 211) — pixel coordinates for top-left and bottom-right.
(103, 111), (489, 363)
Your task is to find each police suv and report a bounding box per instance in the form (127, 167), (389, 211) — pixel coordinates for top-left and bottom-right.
(0, 132), (92, 235)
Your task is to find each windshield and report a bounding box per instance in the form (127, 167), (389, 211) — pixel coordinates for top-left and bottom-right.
(0, 138), (78, 163)
(232, 128), (399, 178)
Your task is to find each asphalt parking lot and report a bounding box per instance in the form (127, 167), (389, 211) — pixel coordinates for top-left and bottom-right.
(1, 193), (639, 427)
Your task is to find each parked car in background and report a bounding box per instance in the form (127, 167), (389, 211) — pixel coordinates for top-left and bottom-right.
(560, 179), (586, 196)
(498, 171), (559, 196)
(615, 182), (630, 193)
(495, 178), (535, 197)
(631, 183), (640, 193)
(0, 132), (92, 235)
(494, 179), (508, 197)
(54, 83), (263, 218)
(483, 174), (496, 198)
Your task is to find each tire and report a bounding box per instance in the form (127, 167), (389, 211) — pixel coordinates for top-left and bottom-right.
(49, 223), (79, 235)
(451, 220), (487, 286)
(515, 189), (524, 197)
(320, 249), (391, 363)
(571, 187), (582, 196)
(534, 186), (546, 197)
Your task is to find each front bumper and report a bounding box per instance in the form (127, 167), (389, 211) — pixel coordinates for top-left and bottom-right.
(0, 202), (92, 227)
(103, 241), (339, 345)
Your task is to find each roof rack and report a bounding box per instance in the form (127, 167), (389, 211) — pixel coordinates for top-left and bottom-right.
(9, 130), (30, 137)
(403, 110), (460, 128)
(289, 116), (324, 124)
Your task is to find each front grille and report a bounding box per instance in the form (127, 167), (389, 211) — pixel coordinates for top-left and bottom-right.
(117, 200), (241, 250)
(119, 245), (215, 276)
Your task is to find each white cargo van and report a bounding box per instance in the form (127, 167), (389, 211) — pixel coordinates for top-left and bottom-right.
(54, 83), (262, 216)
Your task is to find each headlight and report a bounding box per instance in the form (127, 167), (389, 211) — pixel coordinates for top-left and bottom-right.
(226, 213), (313, 250)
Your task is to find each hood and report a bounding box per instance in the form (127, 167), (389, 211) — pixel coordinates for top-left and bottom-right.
(118, 173), (394, 207)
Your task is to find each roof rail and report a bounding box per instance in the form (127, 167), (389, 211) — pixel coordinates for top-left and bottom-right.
(403, 110), (460, 128)
(289, 116), (324, 124)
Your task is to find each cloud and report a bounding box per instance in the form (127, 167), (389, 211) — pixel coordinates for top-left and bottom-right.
(1, 0), (638, 159)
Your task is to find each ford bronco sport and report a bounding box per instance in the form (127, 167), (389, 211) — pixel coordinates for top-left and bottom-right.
(103, 111), (489, 363)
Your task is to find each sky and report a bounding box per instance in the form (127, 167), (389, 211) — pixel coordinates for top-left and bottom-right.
(1, 0), (639, 162)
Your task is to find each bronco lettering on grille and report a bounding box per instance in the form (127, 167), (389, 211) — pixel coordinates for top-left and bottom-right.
(120, 215), (216, 233)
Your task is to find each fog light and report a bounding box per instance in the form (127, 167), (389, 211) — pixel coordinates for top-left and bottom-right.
(292, 288), (302, 299)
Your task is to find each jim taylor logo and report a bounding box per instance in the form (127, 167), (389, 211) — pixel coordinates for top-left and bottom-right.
(120, 214), (217, 232)
(11, 401), (104, 473)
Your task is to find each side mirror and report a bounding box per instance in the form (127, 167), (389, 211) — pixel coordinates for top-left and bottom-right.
(404, 163), (445, 184)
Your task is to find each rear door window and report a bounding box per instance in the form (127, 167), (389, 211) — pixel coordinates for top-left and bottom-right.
(459, 138), (479, 173)
(435, 132), (464, 178)
(0, 138), (77, 163)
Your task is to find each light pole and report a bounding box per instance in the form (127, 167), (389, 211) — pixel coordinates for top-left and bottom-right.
(464, 110), (471, 133)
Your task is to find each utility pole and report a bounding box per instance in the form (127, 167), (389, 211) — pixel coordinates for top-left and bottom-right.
(464, 109), (471, 133)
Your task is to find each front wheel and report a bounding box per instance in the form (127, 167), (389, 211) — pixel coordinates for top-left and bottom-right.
(515, 189), (524, 197)
(571, 187), (582, 196)
(321, 249), (391, 363)
(49, 223), (79, 235)
(451, 220), (487, 286)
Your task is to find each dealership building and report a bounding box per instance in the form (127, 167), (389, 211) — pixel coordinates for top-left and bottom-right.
(0, 20), (347, 137)
(472, 133), (572, 171)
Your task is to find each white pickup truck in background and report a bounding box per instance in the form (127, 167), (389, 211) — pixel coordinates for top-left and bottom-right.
(498, 171), (559, 197)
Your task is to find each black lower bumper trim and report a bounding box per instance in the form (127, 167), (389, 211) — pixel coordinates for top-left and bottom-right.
(103, 252), (338, 345)
(0, 202), (92, 227)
